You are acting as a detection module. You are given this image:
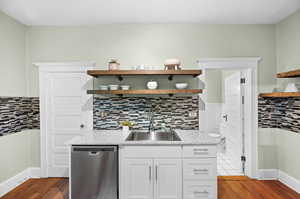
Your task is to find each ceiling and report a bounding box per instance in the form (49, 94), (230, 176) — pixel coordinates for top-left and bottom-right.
(0, 0), (300, 26)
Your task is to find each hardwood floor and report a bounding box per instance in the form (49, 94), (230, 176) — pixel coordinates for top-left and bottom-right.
(1, 177), (299, 199)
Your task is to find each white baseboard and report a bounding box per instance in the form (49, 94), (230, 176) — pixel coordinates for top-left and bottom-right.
(258, 169), (278, 180)
(258, 169), (300, 194)
(29, 167), (41, 178)
(278, 170), (300, 194)
(0, 167), (41, 197)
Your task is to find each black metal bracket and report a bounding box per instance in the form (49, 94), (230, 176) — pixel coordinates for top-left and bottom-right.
(117, 94), (123, 97)
(117, 75), (123, 81)
(168, 75), (173, 81)
(168, 94), (174, 97)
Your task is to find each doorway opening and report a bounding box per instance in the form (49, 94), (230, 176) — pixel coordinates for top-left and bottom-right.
(205, 69), (246, 175)
(198, 57), (260, 178)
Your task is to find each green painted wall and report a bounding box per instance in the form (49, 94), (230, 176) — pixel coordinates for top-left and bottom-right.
(275, 9), (300, 180)
(25, 24), (276, 97)
(0, 11), (36, 184)
(0, 11), (26, 97)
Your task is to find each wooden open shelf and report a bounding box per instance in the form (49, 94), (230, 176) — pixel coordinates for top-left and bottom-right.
(277, 69), (300, 78)
(87, 89), (202, 96)
(259, 92), (300, 98)
(87, 70), (201, 80)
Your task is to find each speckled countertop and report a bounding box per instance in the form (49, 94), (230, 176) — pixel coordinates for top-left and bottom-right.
(66, 130), (221, 145)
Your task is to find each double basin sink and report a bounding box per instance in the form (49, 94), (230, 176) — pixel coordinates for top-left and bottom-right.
(126, 130), (181, 141)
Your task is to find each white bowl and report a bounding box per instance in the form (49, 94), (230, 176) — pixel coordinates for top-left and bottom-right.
(120, 85), (130, 90)
(175, 83), (188, 89)
(109, 85), (119, 90)
(99, 85), (108, 90)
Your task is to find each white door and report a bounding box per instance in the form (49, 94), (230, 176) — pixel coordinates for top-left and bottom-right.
(221, 72), (244, 174)
(154, 159), (182, 199)
(124, 159), (153, 199)
(46, 73), (92, 177)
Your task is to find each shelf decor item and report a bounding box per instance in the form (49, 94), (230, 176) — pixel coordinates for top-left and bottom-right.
(109, 84), (119, 90)
(120, 121), (134, 132)
(147, 80), (158, 90)
(120, 85), (130, 90)
(98, 85), (108, 90)
(164, 58), (182, 70)
(285, 83), (300, 92)
(108, 59), (120, 70)
(175, 83), (188, 89)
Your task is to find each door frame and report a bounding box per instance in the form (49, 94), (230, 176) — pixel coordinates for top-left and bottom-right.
(197, 57), (261, 179)
(35, 62), (95, 177)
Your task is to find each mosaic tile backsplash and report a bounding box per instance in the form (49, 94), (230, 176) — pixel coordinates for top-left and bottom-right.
(0, 97), (40, 136)
(93, 96), (199, 130)
(258, 97), (300, 133)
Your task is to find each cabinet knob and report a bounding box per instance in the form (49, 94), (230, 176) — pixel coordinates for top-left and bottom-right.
(80, 124), (85, 128)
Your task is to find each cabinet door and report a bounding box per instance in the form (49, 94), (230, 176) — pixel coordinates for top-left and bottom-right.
(124, 159), (153, 199)
(154, 159), (182, 199)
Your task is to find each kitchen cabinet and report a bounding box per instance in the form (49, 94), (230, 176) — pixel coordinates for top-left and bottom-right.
(154, 159), (182, 199)
(120, 145), (217, 199)
(123, 158), (181, 199)
(124, 159), (153, 199)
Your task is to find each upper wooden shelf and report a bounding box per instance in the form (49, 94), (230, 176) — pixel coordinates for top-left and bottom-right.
(259, 92), (300, 98)
(87, 70), (202, 80)
(277, 69), (300, 78)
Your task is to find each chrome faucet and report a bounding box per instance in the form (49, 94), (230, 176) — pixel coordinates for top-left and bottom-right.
(148, 103), (155, 133)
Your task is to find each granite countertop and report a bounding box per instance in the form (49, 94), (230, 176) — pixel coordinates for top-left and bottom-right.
(66, 130), (221, 145)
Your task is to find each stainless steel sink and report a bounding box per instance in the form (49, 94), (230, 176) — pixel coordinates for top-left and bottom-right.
(125, 131), (181, 141)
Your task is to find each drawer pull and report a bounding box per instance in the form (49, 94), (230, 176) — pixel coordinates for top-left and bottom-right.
(193, 169), (209, 173)
(193, 152), (209, 155)
(194, 190), (209, 195)
(193, 148), (208, 152)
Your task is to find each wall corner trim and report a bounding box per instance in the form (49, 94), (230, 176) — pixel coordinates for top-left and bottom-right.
(0, 167), (41, 197)
(258, 169), (300, 194)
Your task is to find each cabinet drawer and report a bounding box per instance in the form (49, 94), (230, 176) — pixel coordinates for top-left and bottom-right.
(184, 181), (216, 199)
(121, 146), (182, 158)
(183, 146), (216, 158)
(183, 159), (217, 180)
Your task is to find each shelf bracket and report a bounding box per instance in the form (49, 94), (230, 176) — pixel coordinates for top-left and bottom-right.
(168, 75), (173, 81)
(117, 75), (123, 81)
(168, 94), (174, 97)
(117, 94), (123, 97)
(192, 74), (198, 78)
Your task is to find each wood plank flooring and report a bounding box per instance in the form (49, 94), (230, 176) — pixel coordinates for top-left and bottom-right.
(1, 177), (299, 199)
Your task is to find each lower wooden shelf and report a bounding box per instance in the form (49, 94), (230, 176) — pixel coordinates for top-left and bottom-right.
(87, 89), (202, 96)
(259, 92), (300, 98)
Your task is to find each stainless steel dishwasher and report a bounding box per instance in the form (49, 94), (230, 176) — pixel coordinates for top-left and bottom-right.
(71, 145), (118, 199)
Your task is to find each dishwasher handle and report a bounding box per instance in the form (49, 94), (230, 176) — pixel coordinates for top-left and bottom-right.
(72, 146), (117, 152)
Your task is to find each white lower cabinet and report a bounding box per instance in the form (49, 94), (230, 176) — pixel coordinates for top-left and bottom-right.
(124, 159), (153, 199)
(123, 158), (182, 199)
(183, 181), (216, 199)
(121, 145), (217, 199)
(155, 159), (182, 199)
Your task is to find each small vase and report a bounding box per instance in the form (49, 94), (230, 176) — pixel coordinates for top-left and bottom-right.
(122, 126), (129, 132)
